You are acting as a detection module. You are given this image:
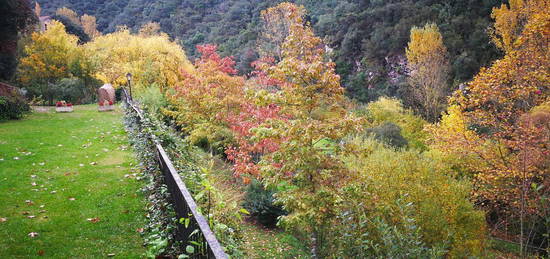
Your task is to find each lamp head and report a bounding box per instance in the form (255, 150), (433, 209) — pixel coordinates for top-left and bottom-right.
(126, 72), (132, 82)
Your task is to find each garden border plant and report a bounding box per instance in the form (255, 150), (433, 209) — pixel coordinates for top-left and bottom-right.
(123, 98), (244, 258)
(124, 102), (182, 258)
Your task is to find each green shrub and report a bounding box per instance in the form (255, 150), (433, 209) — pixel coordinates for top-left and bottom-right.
(0, 84), (30, 121)
(358, 97), (428, 150)
(55, 78), (90, 103)
(243, 180), (286, 227)
(125, 108), (244, 257)
(336, 137), (487, 258)
(187, 124), (235, 155)
(24, 77), (95, 105)
(0, 96), (29, 120)
(331, 195), (446, 258)
(366, 122), (408, 148)
(137, 86), (168, 119)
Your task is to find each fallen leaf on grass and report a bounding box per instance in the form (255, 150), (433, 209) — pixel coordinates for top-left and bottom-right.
(68, 197), (76, 201)
(86, 217), (100, 223)
(39, 205), (45, 208)
(14, 157), (20, 160)
(25, 200), (34, 205)
(50, 191), (57, 194)
(27, 215), (36, 219)
(107, 253), (115, 257)
(31, 175), (36, 178)
(28, 232), (39, 238)
(22, 211), (30, 215)
(89, 162), (97, 166)
(39, 210), (47, 213)
(37, 250), (45, 256)
(136, 228), (144, 233)
(0, 218), (7, 222)
(31, 182), (37, 186)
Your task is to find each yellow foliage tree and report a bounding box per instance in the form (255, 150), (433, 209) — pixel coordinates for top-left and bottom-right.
(34, 1), (41, 17)
(254, 3), (362, 256)
(80, 14), (101, 39)
(406, 23), (450, 122)
(138, 22), (161, 37)
(18, 20), (79, 103)
(19, 20), (78, 83)
(258, 2), (305, 59)
(85, 27), (193, 93)
(55, 7), (80, 26)
(489, 0), (547, 53)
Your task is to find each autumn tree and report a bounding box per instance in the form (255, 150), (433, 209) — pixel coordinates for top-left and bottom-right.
(139, 22), (161, 37)
(224, 101), (285, 183)
(80, 14), (100, 39)
(85, 27), (192, 92)
(55, 7), (100, 40)
(34, 1), (41, 17)
(257, 2), (305, 60)
(489, 0), (533, 53)
(164, 44), (244, 153)
(251, 3), (362, 257)
(18, 20), (80, 104)
(405, 23), (450, 122)
(55, 7), (80, 26)
(430, 0), (549, 254)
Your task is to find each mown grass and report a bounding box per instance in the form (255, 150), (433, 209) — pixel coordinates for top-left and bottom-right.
(0, 105), (146, 258)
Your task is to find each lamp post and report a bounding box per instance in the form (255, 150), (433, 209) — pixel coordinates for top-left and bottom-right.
(126, 72), (133, 101)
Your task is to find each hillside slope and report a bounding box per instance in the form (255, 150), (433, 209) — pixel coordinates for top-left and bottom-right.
(37, 0), (502, 102)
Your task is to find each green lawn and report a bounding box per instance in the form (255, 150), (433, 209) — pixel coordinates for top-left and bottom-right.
(0, 105), (146, 258)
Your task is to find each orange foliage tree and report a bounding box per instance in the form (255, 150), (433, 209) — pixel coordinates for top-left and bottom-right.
(165, 44), (245, 152)
(430, 0), (549, 252)
(249, 3), (362, 256)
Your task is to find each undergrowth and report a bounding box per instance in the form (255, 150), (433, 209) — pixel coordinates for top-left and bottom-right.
(123, 101), (245, 258)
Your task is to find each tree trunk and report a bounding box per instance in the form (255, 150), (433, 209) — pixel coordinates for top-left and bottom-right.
(310, 231), (319, 259)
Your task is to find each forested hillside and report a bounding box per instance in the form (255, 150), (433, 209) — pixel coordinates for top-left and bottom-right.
(36, 0), (503, 102)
